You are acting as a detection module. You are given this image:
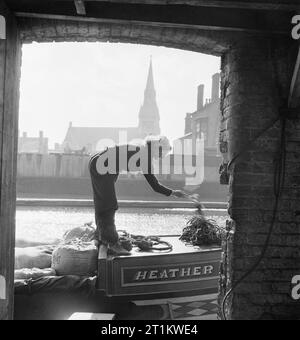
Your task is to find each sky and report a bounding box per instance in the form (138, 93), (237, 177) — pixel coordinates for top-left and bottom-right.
(19, 42), (220, 148)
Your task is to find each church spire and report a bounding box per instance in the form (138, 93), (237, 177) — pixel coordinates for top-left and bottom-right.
(145, 56), (155, 95)
(138, 57), (161, 137)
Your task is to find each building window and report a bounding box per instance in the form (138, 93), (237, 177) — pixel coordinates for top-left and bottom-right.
(196, 122), (201, 136)
(195, 118), (208, 145)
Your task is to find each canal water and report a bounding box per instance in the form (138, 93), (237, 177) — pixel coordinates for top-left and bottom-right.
(16, 206), (228, 244)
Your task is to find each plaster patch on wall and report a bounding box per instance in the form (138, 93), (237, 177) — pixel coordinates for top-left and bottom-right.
(0, 275), (6, 299)
(0, 15), (6, 39)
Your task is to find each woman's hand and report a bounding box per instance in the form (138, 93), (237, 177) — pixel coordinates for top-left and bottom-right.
(172, 190), (186, 198)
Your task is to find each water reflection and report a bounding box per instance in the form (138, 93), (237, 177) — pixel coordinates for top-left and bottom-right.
(16, 206), (227, 243)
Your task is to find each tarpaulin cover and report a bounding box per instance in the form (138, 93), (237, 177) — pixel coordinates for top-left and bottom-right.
(14, 275), (97, 297)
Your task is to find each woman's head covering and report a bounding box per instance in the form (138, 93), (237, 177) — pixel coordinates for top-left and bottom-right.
(145, 135), (172, 158)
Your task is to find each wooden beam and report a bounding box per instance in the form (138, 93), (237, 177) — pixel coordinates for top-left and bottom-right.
(289, 45), (300, 108)
(0, 3), (21, 321)
(74, 0), (86, 15)
(48, 0), (300, 11)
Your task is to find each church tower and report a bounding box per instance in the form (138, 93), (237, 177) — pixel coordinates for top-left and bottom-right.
(138, 58), (161, 137)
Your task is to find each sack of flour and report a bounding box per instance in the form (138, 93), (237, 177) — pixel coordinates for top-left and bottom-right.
(63, 223), (96, 243)
(52, 241), (97, 276)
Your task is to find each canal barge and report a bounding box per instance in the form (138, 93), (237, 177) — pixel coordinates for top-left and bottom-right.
(14, 235), (222, 319)
(98, 236), (221, 298)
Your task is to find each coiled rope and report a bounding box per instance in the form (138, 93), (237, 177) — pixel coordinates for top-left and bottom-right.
(118, 230), (173, 252)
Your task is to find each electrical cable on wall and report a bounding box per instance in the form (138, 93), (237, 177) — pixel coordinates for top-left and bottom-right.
(220, 40), (291, 320)
(221, 116), (287, 320)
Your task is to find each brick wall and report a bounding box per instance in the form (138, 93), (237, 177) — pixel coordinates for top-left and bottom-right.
(219, 37), (300, 320)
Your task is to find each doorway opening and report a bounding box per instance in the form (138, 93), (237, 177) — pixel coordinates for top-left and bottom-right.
(17, 41), (226, 245)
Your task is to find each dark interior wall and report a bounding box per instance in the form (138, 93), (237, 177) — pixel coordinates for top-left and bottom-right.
(0, 3), (22, 320)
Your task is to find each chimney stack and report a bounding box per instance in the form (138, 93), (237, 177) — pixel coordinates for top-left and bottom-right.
(22, 132), (27, 138)
(39, 131), (43, 139)
(211, 73), (220, 102)
(197, 84), (204, 111)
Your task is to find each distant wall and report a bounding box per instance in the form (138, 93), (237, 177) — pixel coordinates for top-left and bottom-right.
(17, 154), (90, 178)
(16, 176), (227, 201)
(17, 153), (221, 182)
(16, 153), (227, 201)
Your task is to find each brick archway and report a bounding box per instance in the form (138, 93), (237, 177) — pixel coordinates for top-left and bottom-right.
(18, 16), (231, 56)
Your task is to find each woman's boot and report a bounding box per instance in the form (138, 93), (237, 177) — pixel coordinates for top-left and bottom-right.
(108, 242), (131, 256)
(98, 210), (131, 256)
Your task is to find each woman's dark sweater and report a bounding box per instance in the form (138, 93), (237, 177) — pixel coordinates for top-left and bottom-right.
(90, 144), (173, 197)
